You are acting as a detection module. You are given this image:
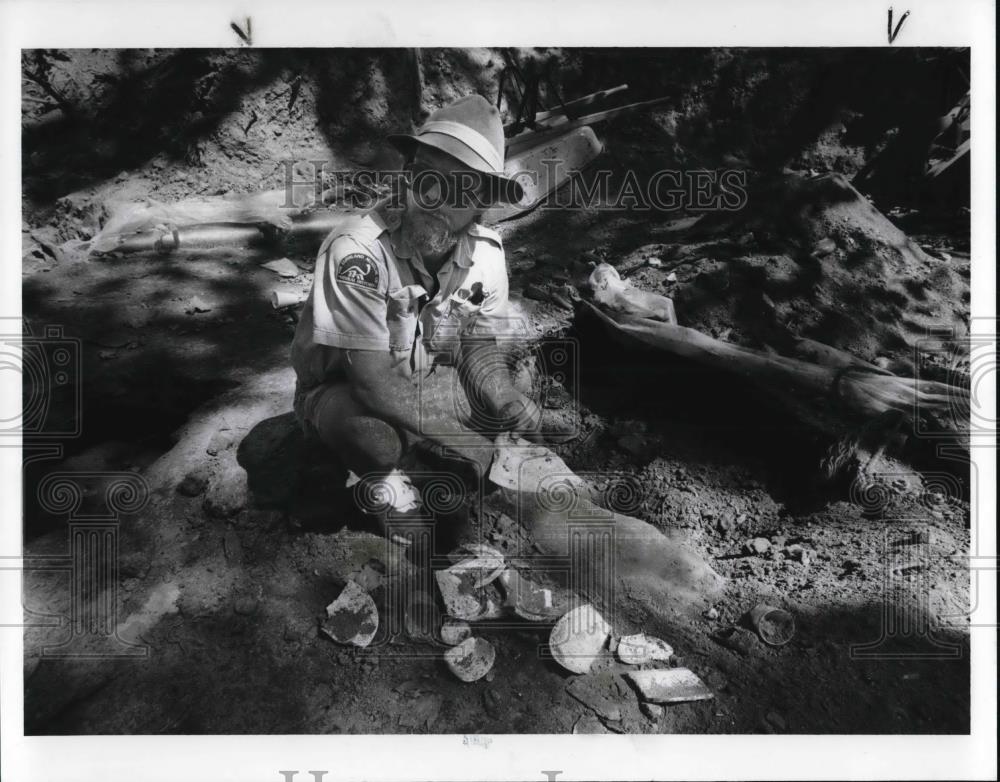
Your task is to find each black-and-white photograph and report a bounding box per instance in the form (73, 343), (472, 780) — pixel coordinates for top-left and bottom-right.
(1, 2), (996, 780)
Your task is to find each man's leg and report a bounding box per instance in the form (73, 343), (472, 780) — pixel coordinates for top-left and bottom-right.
(305, 381), (407, 475)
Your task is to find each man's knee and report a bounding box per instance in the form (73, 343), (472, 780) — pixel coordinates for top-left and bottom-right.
(335, 414), (405, 471)
(304, 381), (406, 472)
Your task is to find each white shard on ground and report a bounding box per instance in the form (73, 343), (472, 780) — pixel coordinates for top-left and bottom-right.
(260, 258), (300, 277)
(448, 552), (505, 589)
(444, 637), (495, 682)
(626, 668), (713, 704)
(616, 633), (674, 665)
(434, 569), (484, 621)
(489, 433), (585, 495)
(321, 580), (378, 648)
(550, 604), (612, 674)
(440, 618), (471, 646)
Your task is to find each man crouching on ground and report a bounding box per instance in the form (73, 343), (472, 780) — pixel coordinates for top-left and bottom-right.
(291, 94), (549, 548)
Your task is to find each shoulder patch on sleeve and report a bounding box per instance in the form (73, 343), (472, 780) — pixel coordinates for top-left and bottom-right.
(336, 253), (381, 290)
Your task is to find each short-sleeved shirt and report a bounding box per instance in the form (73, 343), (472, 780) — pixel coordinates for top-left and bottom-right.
(291, 201), (515, 392)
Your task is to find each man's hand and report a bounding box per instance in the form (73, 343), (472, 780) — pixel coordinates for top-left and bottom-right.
(497, 395), (545, 444)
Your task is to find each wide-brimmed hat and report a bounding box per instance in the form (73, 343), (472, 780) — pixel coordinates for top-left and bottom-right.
(388, 95), (524, 205)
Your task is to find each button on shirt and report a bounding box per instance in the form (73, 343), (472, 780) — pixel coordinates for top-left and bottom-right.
(291, 202), (514, 391)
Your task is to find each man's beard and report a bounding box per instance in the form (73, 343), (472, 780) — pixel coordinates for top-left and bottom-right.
(401, 209), (460, 259)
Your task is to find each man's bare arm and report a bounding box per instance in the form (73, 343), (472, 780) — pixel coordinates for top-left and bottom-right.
(458, 336), (543, 438)
(343, 349), (496, 474)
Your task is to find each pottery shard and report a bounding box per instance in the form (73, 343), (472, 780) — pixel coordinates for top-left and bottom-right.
(626, 668), (713, 704)
(449, 552), (506, 589)
(435, 569), (486, 620)
(616, 633), (674, 665)
(444, 637), (496, 682)
(500, 569), (569, 622)
(321, 581), (378, 648)
(550, 604), (612, 674)
(440, 618), (472, 646)
(260, 258), (300, 278)
(488, 433), (584, 495)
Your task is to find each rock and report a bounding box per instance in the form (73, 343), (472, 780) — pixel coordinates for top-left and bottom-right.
(647, 258), (663, 268)
(260, 258), (300, 278)
(626, 668), (714, 704)
(572, 714), (609, 733)
(202, 463), (248, 518)
(765, 710), (787, 731)
(482, 688), (503, 719)
(523, 283), (551, 302)
(641, 701), (664, 720)
(444, 637), (495, 682)
(176, 471), (209, 497)
(785, 544), (810, 564)
(811, 237), (838, 257)
(703, 606), (720, 621)
(321, 581), (379, 648)
(185, 296), (212, 314)
(550, 604), (612, 674)
(616, 633), (674, 665)
(566, 672), (629, 722)
(666, 272), (678, 282)
(440, 618), (472, 646)
(398, 693), (442, 729)
(746, 537), (771, 555)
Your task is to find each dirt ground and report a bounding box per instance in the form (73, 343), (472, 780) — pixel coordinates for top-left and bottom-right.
(20, 48), (972, 735)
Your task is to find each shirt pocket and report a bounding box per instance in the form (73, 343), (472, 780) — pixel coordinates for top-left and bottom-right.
(386, 284), (427, 350)
(447, 285), (487, 320)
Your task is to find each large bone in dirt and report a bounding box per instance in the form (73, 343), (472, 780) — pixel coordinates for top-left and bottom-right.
(581, 300), (968, 441)
(87, 192), (359, 255)
(493, 442), (725, 623)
